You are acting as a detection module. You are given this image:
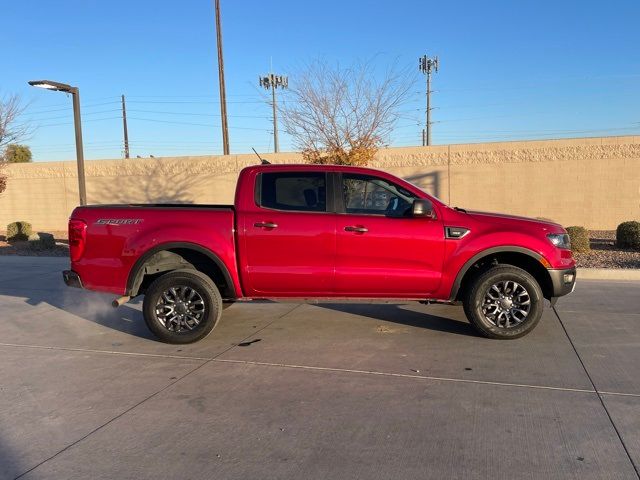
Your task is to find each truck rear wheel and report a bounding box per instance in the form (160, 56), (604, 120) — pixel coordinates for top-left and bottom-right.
(143, 269), (222, 344)
(463, 265), (543, 339)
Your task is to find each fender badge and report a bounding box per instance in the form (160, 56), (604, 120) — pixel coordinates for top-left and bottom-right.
(95, 219), (143, 225)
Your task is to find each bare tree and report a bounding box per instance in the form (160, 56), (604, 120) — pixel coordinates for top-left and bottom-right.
(0, 94), (29, 193)
(280, 59), (413, 165)
(0, 94), (29, 151)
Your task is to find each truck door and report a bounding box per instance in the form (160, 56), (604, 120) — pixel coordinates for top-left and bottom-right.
(240, 171), (337, 296)
(334, 173), (444, 296)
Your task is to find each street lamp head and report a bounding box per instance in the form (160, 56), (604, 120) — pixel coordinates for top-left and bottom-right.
(28, 80), (76, 93)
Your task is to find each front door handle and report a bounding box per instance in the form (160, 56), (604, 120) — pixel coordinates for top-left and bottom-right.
(254, 222), (278, 229)
(344, 225), (368, 233)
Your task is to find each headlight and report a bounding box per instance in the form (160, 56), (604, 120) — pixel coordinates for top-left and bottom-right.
(547, 233), (571, 249)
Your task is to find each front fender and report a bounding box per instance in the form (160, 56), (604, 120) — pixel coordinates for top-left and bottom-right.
(438, 231), (555, 300)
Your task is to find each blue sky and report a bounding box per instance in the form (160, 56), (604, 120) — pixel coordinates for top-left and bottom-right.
(3, 0), (640, 161)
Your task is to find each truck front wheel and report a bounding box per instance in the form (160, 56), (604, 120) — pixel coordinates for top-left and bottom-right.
(143, 269), (223, 344)
(463, 265), (544, 339)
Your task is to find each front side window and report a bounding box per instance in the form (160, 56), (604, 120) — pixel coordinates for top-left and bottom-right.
(342, 174), (418, 217)
(260, 172), (327, 212)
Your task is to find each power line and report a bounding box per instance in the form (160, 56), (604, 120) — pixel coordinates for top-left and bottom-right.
(126, 99), (267, 105)
(127, 116), (269, 131)
(125, 93), (267, 98)
(24, 100), (120, 114)
(390, 125), (640, 142)
(126, 109), (269, 119)
(25, 109), (121, 122)
(34, 116), (121, 128)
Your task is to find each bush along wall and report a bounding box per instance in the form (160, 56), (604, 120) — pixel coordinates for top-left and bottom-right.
(616, 221), (640, 250)
(566, 226), (590, 253)
(28, 232), (56, 250)
(6, 221), (32, 242)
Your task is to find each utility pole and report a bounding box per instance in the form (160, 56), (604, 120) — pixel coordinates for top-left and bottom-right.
(259, 73), (288, 153)
(121, 94), (130, 158)
(418, 55), (439, 146)
(214, 0), (230, 154)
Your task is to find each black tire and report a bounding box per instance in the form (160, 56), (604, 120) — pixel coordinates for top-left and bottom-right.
(142, 269), (223, 344)
(463, 265), (544, 339)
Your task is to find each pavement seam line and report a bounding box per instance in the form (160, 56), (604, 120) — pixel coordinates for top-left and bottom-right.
(5, 340), (640, 399)
(553, 306), (640, 479)
(598, 391), (640, 398)
(0, 305), (304, 362)
(212, 358), (599, 394)
(0, 343), (211, 361)
(11, 306), (295, 480)
(559, 309), (640, 317)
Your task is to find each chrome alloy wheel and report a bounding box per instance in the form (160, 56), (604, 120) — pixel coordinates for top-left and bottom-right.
(481, 280), (531, 328)
(155, 285), (206, 332)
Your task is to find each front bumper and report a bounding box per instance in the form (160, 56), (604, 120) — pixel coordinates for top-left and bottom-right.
(548, 267), (576, 298)
(62, 270), (83, 289)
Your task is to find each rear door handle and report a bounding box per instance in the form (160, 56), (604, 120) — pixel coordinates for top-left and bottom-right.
(254, 222), (278, 229)
(344, 225), (368, 233)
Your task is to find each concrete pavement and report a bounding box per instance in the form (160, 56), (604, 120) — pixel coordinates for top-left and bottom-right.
(0, 256), (638, 479)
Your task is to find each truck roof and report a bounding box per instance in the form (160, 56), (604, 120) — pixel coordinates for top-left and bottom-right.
(240, 163), (390, 175)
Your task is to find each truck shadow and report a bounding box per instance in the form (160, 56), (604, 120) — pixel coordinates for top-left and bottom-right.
(0, 267), (476, 342)
(0, 281), (154, 340)
(58, 293), (154, 340)
(314, 303), (478, 337)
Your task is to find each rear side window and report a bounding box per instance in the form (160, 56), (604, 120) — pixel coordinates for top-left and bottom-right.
(259, 172), (327, 212)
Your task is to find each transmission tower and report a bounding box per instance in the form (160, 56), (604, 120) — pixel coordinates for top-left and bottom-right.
(418, 55), (439, 146)
(259, 73), (288, 153)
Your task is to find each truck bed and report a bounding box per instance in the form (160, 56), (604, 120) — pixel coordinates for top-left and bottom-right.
(70, 204), (240, 295)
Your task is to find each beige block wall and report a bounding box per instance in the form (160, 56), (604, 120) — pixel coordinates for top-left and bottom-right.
(1, 136), (639, 232)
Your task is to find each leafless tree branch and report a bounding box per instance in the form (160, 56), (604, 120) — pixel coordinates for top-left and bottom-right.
(0, 94), (30, 152)
(1, 94), (31, 193)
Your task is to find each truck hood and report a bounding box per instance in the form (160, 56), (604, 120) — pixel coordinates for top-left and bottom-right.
(464, 209), (564, 231)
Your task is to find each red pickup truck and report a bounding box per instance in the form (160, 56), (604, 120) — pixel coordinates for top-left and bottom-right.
(63, 164), (576, 343)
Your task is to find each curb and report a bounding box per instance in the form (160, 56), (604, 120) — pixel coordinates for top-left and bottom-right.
(577, 268), (640, 281)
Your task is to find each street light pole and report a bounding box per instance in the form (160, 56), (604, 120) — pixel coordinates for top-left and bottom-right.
(28, 80), (87, 205)
(71, 88), (87, 204)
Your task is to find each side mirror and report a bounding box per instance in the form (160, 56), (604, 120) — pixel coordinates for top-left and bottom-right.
(412, 199), (436, 219)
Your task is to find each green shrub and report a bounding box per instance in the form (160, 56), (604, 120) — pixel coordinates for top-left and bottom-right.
(4, 144), (32, 163)
(616, 221), (640, 250)
(28, 232), (56, 250)
(6, 221), (32, 242)
(566, 226), (590, 253)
